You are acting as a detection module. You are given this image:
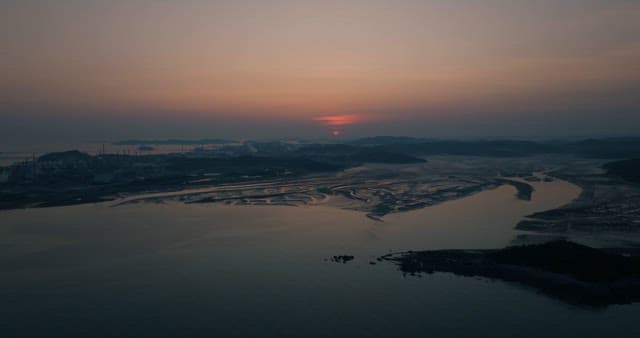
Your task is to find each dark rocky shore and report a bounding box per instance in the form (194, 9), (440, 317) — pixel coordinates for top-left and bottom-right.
(382, 240), (640, 307)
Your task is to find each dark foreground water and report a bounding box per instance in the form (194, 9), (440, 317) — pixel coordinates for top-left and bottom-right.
(1, 179), (639, 338)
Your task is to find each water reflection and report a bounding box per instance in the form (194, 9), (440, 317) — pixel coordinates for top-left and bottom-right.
(1, 178), (639, 338)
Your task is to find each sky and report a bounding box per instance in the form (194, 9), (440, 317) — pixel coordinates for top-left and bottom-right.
(1, 0), (639, 144)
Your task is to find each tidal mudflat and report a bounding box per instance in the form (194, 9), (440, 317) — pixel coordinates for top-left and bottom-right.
(3, 162), (640, 338)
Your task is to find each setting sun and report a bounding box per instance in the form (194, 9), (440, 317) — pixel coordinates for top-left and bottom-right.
(2, 1), (640, 336)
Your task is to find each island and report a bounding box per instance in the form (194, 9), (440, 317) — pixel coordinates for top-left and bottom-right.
(381, 240), (640, 307)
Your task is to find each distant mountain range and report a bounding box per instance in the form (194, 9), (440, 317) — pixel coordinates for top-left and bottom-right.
(346, 136), (640, 158)
(112, 136), (640, 159)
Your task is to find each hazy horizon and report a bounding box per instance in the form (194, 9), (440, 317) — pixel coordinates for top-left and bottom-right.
(4, 3), (640, 337)
(2, 0), (639, 144)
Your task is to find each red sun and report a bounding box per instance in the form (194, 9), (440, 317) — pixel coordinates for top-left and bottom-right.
(331, 130), (341, 136)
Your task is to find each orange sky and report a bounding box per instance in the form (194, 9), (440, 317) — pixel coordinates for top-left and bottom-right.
(1, 1), (639, 140)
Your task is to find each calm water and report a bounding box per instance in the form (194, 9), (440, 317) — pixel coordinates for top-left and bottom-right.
(1, 178), (639, 338)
